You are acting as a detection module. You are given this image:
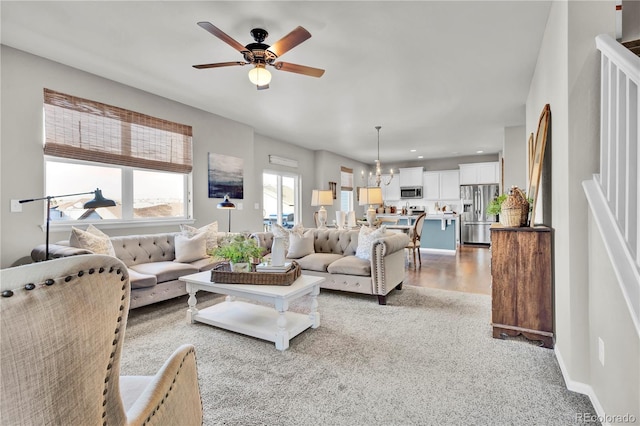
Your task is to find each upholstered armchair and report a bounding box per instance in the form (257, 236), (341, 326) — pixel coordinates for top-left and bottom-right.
(0, 254), (203, 425)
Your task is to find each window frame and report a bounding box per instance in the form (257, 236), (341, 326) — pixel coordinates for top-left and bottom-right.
(262, 169), (301, 229)
(45, 155), (193, 232)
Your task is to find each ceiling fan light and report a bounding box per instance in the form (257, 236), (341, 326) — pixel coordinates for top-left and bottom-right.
(248, 65), (272, 86)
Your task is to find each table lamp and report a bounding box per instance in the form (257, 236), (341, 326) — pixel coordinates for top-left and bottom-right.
(311, 189), (333, 228)
(358, 187), (383, 226)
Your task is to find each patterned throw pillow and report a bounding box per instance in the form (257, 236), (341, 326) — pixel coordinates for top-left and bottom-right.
(355, 225), (387, 260)
(70, 224), (116, 256)
(271, 223), (305, 256)
(174, 232), (208, 263)
(180, 221), (219, 252)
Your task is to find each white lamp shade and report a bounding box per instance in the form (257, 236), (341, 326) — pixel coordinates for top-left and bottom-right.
(248, 66), (272, 86)
(311, 189), (333, 206)
(358, 187), (383, 206)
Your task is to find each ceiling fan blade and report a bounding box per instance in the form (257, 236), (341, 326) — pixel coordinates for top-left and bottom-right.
(193, 61), (247, 69)
(197, 21), (247, 53)
(273, 62), (325, 78)
(267, 26), (311, 57)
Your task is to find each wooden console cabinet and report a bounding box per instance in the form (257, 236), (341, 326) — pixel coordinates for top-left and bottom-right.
(490, 225), (553, 348)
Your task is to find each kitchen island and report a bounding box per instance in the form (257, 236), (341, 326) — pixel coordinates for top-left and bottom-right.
(421, 214), (459, 253)
(377, 213), (459, 253)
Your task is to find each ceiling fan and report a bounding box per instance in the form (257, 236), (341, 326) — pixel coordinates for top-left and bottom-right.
(193, 21), (325, 90)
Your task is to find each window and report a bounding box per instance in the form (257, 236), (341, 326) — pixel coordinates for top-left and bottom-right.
(340, 166), (354, 212)
(262, 171), (300, 229)
(43, 89), (192, 225)
(340, 191), (353, 212)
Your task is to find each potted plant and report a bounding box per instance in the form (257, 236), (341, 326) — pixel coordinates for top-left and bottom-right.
(486, 193), (507, 218)
(212, 234), (265, 272)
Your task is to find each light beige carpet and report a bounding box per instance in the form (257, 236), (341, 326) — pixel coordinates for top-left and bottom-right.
(120, 285), (597, 426)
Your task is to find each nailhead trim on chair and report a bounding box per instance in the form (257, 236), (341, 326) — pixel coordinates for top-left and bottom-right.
(141, 347), (199, 426)
(0, 261), (129, 424)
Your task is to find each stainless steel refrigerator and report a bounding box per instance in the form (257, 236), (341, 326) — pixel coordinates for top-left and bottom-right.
(460, 184), (499, 244)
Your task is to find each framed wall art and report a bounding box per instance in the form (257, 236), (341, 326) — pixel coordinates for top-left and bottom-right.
(208, 153), (244, 199)
(528, 104), (550, 227)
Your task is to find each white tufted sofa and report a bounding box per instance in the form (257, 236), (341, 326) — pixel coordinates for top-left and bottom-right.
(251, 228), (409, 304)
(31, 232), (230, 309)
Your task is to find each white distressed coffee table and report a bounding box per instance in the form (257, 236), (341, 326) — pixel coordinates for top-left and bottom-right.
(179, 271), (324, 351)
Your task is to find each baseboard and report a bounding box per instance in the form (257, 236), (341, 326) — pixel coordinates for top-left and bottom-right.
(555, 345), (609, 425)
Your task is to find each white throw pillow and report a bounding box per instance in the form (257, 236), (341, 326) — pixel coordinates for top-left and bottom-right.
(355, 225), (387, 260)
(70, 224), (116, 256)
(180, 221), (218, 252)
(271, 223), (305, 256)
(286, 230), (315, 259)
(174, 232), (208, 263)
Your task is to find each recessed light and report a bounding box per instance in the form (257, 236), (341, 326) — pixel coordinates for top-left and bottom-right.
(410, 149), (416, 152)
(476, 150), (484, 154)
(417, 155), (423, 159)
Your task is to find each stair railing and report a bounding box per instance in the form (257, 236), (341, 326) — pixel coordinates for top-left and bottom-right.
(587, 34), (640, 333)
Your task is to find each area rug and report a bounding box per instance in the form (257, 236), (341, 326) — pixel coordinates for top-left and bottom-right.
(120, 286), (597, 426)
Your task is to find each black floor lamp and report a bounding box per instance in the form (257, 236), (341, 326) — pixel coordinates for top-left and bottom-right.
(216, 194), (236, 232)
(19, 188), (116, 260)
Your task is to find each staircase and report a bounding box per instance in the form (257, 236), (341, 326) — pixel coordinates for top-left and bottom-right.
(586, 34), (640, 335)
(622, 39), (640, 56)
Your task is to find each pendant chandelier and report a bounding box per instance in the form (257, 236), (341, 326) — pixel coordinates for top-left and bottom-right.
(373, 126), (393, 186)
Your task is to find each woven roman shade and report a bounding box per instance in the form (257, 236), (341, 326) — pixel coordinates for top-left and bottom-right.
(43, 89), (193, 173)
(340, 166), (353, 191)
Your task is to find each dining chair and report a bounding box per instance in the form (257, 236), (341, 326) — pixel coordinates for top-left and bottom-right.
(405, 212), (426, 268)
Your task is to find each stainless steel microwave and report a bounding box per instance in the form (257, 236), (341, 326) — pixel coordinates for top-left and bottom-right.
(400, 186), (423, 199)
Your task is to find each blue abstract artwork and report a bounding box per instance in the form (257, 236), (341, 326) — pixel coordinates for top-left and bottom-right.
(208, 153), (243, 199)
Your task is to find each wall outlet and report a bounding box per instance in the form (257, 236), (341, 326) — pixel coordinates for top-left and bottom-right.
(10, 199), (22, 213)
(598, 337), (605, 366)
(254, 203), (260, 210)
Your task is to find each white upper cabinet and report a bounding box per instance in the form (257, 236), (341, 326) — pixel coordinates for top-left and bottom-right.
(459, 162), (499, 185)
(439, 170), (460, 199)
(423, 172), (440, 199)
(424, 170), (460, 200)
(399, 167), (424, 187)
(382, 174), (401, 201)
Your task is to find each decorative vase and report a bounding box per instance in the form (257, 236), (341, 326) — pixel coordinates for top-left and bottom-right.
(271, 237), (285, 267)
(230, 262), (250, 272)
(335, 211), (346, 229)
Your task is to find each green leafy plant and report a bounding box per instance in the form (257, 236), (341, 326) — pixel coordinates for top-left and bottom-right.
(212, 234), (265, 264)
(486, 194), (508, 216)
(486, 192), (535, 216)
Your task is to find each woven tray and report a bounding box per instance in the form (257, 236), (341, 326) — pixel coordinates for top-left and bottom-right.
(210, 261), (301, 286)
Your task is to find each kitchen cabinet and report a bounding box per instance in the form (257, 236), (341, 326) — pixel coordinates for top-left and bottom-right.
(423, 172), (440, 199)
(439, 170), (460, 199)
(423, 170), (460, 200)
(381, 174), (401, 201)
(459, 162), (499, 185)
(399, 167), (424, 187)
(490, 224), (553, 348)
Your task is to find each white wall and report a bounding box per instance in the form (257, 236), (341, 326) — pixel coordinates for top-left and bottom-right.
(0, 46), (319, 267)
(622, 0), (640, 41)
(587, 210), (640, 420)
(527, 0), (639, 418)
(503, 125), (526, 191)
(314, 150), (369, 221)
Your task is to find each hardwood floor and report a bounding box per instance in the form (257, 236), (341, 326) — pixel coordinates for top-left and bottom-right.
(403, 245), (492, 295)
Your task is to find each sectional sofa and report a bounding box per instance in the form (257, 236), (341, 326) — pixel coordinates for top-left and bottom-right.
(31, 230), (229, 309)
(251, 227), (409, 304)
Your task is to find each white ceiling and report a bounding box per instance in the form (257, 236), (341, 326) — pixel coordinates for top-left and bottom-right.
(1, 1), (551, 165)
